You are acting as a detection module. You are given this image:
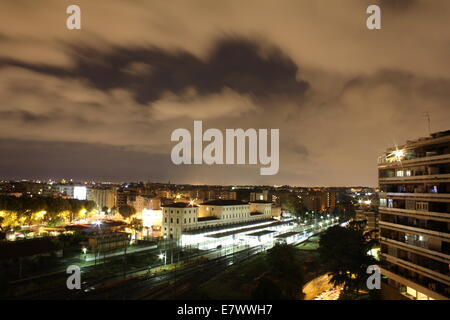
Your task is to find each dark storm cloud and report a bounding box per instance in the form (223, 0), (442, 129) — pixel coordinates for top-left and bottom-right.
(341, 69), (450, 104)
(0, 37), (309, 105)
(0, 110), (52, 123)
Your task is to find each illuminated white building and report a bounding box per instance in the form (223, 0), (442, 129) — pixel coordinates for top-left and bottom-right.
(180, 218), (303, 250)
(141, 209), (163, 228)
(162, 200), (274, 240)
(55, 185), (87, 200)
(162, 203), (200, 239)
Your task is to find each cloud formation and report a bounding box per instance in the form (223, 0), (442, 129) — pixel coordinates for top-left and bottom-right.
(0, 0), (449, 186)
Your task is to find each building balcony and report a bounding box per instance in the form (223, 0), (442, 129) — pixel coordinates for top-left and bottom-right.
(379, 173), (450, 184)
(378, 207), (450, 223)
(379, 220), (450, 241)
(380, 266), (449, 300)
(378, 151), (450, 168)
(379, 192), (450, 202)
(380, 236), (450, 265)
(381, 253), (450, 288)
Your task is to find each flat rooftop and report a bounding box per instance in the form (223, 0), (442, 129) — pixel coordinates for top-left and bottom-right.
(206, 223), (277, 238)
(197, 216), (219, 222)
(204, 219), (295, 239)
(183, 218), (274, 236)
(249, 200), (273, 204)
(161, 202), (198, 208)
(386, 130), (450, 152)
(275, 231), (300, 239)
(200, 200), (248, 206)
(246, 230), (275, 237)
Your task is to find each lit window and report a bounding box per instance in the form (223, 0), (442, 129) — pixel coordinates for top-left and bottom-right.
(388, 199), (394, 208)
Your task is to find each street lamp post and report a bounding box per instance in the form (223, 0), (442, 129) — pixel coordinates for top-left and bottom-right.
(82, 247), (87, 261)
(159, 252), (167, 265)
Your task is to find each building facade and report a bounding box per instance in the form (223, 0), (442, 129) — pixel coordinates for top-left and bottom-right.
(355, 208), (379, 239)
(378, 130), (450, 300)
(161, 200), (274, 240)
(87, 187), (116, 210)
(161, 203), (200, 239)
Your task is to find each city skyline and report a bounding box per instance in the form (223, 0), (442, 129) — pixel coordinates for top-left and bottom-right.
(1, 0), (449, 303)
(1, 0), (450, 187)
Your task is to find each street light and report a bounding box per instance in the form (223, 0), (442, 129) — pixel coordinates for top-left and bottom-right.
(159, 252), (167, 265)
(81, 247), (87, 261)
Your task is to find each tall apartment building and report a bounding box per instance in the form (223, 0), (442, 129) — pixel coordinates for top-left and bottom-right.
(127, 195), (161, 214)
(250, 190), (269, 202)
(87, 187), (116, 210)
(378, 130), (450, 300)
(296, 190), (336, 213)
(55, 184), (88, 200)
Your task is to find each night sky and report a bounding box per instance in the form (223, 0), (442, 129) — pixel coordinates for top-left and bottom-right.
(0, 0), (449, 186)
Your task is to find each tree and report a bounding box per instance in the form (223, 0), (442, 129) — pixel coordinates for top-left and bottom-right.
(118, 205), (136, 220)
(349, 219), (367, 232)
(318, 225), (377, 297)
(47, 217), (64, 227)
(334, 194), (356, 221)
(265, 243), (305, 299)
(251, 275), (285, 300)
(129, 218), (143, 239)
(282, 193), (307, 221)
(84, 200), (96, 212)
(129, 218), (142, 230)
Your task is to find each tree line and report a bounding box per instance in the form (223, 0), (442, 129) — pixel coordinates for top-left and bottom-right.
(0, 195), (96, 214)
(0, 195), (97, 228)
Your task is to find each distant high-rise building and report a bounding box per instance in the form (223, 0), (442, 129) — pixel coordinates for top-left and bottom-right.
(87, 187), (116, 210)
(250, 190), (269, 202)
(355, 207), (379, 239)
(55, 184), (87, 200)
(378, 130), (450, 300)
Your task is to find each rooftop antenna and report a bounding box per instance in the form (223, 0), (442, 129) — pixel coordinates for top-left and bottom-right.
(423, 112), (431, 135)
